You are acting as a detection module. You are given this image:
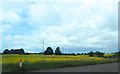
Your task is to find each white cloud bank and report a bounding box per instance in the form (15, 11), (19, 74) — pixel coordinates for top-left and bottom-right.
(1, 0), (119, 53)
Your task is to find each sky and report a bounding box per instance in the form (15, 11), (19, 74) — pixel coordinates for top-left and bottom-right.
(0, 0), (119, 53)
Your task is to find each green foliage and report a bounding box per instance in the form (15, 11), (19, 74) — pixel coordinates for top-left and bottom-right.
(44, 47), (53, 55)
(112, 51), (120, 58)
(3, 49), (10, 54)
(88, 51), (94, 57)
(55, 47), (62, 55)
(3, 48), (25, 54)
(104, 54), (113, 58)
(88, 51), (104, 57)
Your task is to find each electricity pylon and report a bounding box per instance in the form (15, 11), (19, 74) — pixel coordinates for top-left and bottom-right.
(42, 39), (44, 53)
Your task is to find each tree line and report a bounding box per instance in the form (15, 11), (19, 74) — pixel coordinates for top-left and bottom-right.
(2, 47), (62, 55)
(2, 47), (120, 58)
(88, 51), (104, 57)
(3, 48), (25, 54)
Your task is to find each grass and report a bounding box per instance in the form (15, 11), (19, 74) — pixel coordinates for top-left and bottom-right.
(1, 54), (119, 72)
(104, 54), (114, 58)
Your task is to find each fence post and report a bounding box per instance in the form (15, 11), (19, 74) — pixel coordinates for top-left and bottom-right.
(19, 60), (23, 68)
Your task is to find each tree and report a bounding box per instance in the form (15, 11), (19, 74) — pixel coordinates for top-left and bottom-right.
(19, 48), (25, 55)
(3, 49), (10, 54)
(71, 53), (76, 56)
(25, 52), (30, 55)
(44, 47), (53, 55)
(112, 51), (120, 58)
(3, 48), (25, 54)
(77, 53), (80, 55)
(81, 53), (84, 55)
(95, 51), (104, 57)
(84, 53), (87, 55)
(89, 51), (94, 57)
(10, 49), (14, 54)
(55, 47), (62, 55)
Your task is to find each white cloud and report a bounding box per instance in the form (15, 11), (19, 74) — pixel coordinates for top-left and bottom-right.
(29, 4), (47, 22)
(2, 11), (21, 25)
(0, 0), (27, 3)
(3, 34), (40, 51)
(1, 0), (118, 53)
(2, 24), (13, 33)
(0, 9), (3, 22)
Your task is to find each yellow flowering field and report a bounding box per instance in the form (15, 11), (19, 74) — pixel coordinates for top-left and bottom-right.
(2, 54), (105, 64)
(1, 54), (118, 72)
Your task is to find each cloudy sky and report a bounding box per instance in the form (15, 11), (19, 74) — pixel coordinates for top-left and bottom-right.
(0, 0), (119, 53)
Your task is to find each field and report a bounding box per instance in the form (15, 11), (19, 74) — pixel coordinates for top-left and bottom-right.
(1, 54), (118, 72)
